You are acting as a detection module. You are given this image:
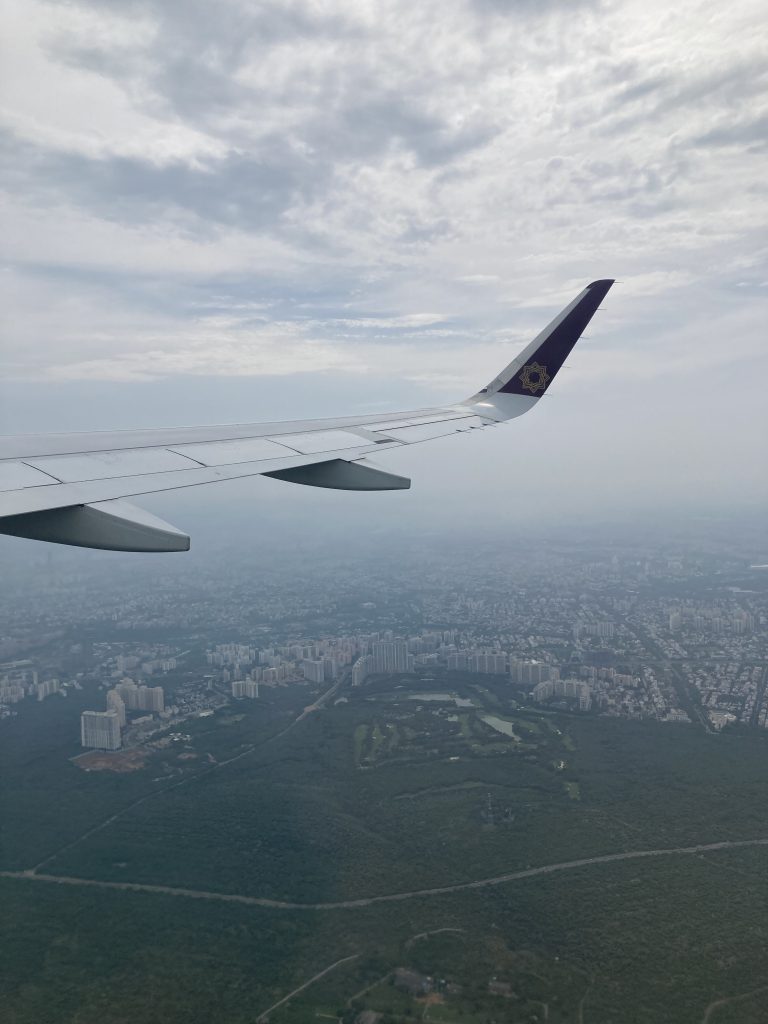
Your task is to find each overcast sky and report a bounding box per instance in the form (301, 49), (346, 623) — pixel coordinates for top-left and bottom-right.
(0, 0), (765, 545)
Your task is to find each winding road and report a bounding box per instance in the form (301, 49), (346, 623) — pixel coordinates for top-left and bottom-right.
(3, 837), (767, 911)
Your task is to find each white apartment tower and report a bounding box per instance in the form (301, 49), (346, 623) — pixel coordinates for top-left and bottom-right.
(81, 710), (122, 751)
(106, 689), (127, 727)
(302, 659), (325, 684)
(371, 640), (410, 674)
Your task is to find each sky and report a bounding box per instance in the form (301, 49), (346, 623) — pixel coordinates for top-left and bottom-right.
(0, 0), (766, 546)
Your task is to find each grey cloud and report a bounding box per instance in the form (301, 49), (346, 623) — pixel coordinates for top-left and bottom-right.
(469, 0), (602, 13)
(46, 1), (498, 171)
(308, 94), (497, 168)
(1, 129), (326, 234)
(1, 106), (490, 249)
(53, 0), (359, 47)
(540, 153), (687, 214)
(594, 57), (768, 140)
(693, 113), (768, 150)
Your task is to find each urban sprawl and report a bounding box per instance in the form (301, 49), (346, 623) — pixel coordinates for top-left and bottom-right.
(2, 532), (766, 751)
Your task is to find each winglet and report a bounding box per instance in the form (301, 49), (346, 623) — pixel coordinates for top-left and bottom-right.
(469, 279), (614, 404)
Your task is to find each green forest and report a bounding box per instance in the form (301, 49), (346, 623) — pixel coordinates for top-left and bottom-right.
(2, 671), (768, 1022)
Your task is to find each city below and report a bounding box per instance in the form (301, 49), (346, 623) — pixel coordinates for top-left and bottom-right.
(2, 516), (767, 1023)
(2, 520), (767, 754)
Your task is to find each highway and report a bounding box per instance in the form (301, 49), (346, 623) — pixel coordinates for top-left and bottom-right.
(3, 837), (767, 911)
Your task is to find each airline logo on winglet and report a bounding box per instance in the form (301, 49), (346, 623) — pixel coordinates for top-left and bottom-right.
(496, 279), (614, 399)
(519, 362), (550, 395)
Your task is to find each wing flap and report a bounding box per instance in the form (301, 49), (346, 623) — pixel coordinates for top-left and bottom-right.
(25, 447), (199, 483)
(168, 437), (289, 466)
(271, 429), (380, 455)
(0, 462), (57, 490)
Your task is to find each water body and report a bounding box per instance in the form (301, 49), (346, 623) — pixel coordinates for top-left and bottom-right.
(408, 693), (474, 707)
(481, 715), (520, 740)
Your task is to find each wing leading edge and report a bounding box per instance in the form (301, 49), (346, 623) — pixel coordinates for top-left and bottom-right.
(0, 279), (613, 551)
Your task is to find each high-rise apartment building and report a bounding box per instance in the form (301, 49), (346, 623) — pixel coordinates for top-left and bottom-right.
(511, 660), (551, 685)
(352, 656), (371, 686)
(81, 710), (121, 751)
(142, 685), (165, 712)
(371, 640), (411, 674)
(115, 679), (164, 713)
(106, 689), (126, 727)
(302, 659), (325, 684)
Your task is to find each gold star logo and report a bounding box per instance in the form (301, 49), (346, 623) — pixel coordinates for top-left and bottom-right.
(519, 361), (550, 395)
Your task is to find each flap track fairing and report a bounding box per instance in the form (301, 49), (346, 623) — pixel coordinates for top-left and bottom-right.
(0, 499), (190, 552)
(265, 458), (411, 491)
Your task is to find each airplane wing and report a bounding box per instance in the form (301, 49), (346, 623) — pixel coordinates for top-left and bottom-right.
(0, 279), (614, 552)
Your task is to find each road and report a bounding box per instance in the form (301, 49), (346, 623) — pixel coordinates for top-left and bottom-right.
(3, 837), (766, 912)
(600, 600), (711, 730)
(254, 953), (359, 1022)
(297, 675), (346, 720)
(700, 984), (768, 1024)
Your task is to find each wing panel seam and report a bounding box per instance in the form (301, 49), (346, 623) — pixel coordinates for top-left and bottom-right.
(20, 460), (64, 484)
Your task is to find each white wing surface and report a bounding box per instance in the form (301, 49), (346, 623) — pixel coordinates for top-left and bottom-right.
(0, 280), (613, 551)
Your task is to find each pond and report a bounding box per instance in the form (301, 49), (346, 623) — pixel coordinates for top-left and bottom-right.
(408, 692), (474, 707)
(481, 715), (520, 740)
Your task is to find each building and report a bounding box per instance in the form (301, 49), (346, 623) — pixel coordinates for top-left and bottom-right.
(141, 685), (165, 713)
(80, 710), (121, 751)
(371, 640), (411, 674)
(116, 679), (164, 713)
(447, 652), (468, 671)
(532, 679), (554, 702)
(116, 679), (140, 708)
(467, 652), (507, 675)
(533, 678), (591, 708)
(302, 659), (325, 684)
(34, 678), (60, 701)
(116, 655), (139, 673)
(511, 660), (551, 685)
(106, 689), (126, 727)
(352, 656), (370, 686)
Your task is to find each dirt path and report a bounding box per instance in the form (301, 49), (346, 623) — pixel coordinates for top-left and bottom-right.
(255, 953), (359, 1021)
(3, 838), (766, 912)
(700, 984), (768, 1024)
(405, 927), (465, 948)
(578, 977), (594, 1024)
